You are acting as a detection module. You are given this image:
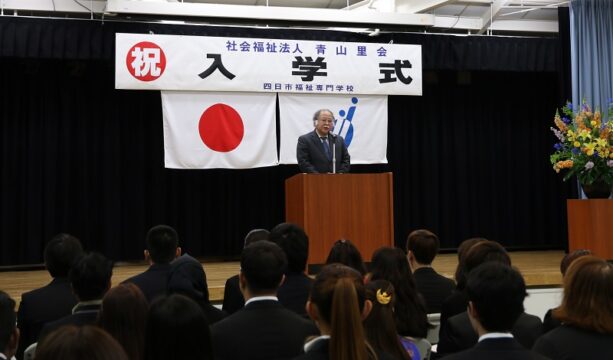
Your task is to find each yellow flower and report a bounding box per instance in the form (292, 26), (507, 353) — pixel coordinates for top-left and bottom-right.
(584, 143), (596, 156)
(578, 129), (592, 141)
(590, 120), (597, 127)
(596, 138), (607, 148)
(574, 141), (581, 148)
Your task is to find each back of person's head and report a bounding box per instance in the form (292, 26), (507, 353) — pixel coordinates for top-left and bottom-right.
(240, 240), (287, 295)
(454, 237), (488, 287)
(243, 228), (270, 247)
(167, 254), (210, 303)
(325, 239), (367, 276)
(145, 294), (212, 360)
(269, 222), (309, 274)
(560, 249), (592, 276)
(44, 233), (84, 278)
(36, 325), (129, 360)
(554, 256), (613, 334)
(309, 264), (372, 360)
(363, 280), (410, 360)
(98, 283), (148, 360)
(406, 229), (439, 265)
(466, 262), (527, 332)
(463, 240), (511, 275)
(0, 291), (17, 357)
(146, 225), (179, 264)
(69, 252), (113, 301)
(369, 247), (428, 338)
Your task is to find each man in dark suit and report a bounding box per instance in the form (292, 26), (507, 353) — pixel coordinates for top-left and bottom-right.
(123, 224), (181, 303)
(0, 291), (19, 360)
(440, 262), (547, 360)
(38, 252), (113, 342)
(406, 229), (455, 313)
(269, 223), (313, 317)
(211, 241), (318, 360)
(296, 109), (350, 174)
(222, 228), (270, 314)
(17, 233), (83, 359)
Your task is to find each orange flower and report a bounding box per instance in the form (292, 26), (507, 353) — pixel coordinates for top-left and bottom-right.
(554, 160), (574, 173)
(554, 114), (567, 132)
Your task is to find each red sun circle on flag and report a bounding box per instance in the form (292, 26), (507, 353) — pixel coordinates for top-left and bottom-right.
(126, 41), (167, 82)
(199, 103), (245, 152)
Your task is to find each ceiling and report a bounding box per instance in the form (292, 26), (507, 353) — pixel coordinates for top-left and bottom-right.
(1, 0), (567, 35)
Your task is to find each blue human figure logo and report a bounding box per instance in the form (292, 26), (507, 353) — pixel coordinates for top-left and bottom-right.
(334, 97), (358, 147)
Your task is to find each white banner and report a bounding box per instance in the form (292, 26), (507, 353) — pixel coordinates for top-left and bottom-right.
(279, 93), (388, 165)
(162, 91), (278, 169)
(116, 33), (422, 96)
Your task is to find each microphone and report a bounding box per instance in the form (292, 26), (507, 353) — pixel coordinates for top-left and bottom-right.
(330, 133), (337, 139)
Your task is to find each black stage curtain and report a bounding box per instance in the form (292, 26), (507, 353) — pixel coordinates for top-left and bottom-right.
(0, 18), (574, 266)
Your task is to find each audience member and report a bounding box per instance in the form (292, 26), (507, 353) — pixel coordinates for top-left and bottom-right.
(145, 294), (213, 360)
(222, 228), (270, 314)
(269, 222), (312, 317)
(542, 249), (592, 334)
(167, 253), (226, 324)
(36, 325), (129, 360)
(442, 263), (548, 360)
(98, 283), (148, 360)
(325, 239), (368, 277)
(437, 242), (542, 356)
(406, 230), (455, 313)
(123, 225), (181, 303)
(363, 280), (414, 360)
(440, 240), (506, 330)
(17, 233), (83, 358)
(294, 264), (393, 360)
(212, 241), (318, 360)
(533, 256), (613, 360)
(0, 291), (19, 360)
(38, 252), (113, 341)
(369, 247), (429, 338)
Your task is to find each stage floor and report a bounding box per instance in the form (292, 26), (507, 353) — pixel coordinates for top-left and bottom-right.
(1, 250), (564, 306)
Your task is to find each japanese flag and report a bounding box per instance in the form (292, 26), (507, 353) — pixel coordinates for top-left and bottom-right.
(162, 91), (278, 169)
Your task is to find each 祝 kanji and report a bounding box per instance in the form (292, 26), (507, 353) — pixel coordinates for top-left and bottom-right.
(379, 60), (413, 84)
(198, 54), (236, 80)
(131, 47), (162, 77)
(291, 56), (327, 82)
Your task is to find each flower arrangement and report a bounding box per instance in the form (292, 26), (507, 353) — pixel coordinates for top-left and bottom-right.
(550, 101), (613, 186)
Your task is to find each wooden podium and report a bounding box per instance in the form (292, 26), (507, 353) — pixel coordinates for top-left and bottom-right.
(285, 173), (394, 266)
(567, 199), (613, 260)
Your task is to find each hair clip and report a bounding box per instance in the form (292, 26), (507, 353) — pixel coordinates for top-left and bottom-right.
(376, 289), (391, 305)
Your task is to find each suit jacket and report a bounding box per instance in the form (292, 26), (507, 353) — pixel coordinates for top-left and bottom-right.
(437, 311), (542, 356)
(211, 299), (319, 360)
(297, 130), (350, 174)
(292, 338), (396, 360)
(221, 274), (244, 314)
(122, 263), (171, 303)
(442, 337), (550, 360)
(38, 302), (101, 342)
(17, 277), (78, 359)
(413, 267), (456, 314)
(532, 324), (613, 360)
(277, 272), (312, 317)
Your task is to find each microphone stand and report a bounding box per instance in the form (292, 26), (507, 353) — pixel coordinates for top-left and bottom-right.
(331, 135), (336, 174)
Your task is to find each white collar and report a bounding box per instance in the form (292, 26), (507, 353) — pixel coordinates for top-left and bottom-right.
(72, 299), (102, 313)
(244, 296), (278, 306)
(304, 335), (331, 352)
(478, 332), (513, 342)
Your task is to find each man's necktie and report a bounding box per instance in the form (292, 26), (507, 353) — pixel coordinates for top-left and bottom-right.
(321, 137), (332, 160)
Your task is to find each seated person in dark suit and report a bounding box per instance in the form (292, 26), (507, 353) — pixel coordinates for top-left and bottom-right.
(442, 262), (548, 360)
(406, 229), (455, 313)
(0, 291), (20, 360)
(438, 240), (511, 356)
(167, 253), (226, 325)
(542, 249), (591, 334)
(17, 233), (83, 359)
(38, 252), (113, 341)
(296, 109), (350, 174)
(269, 223), (313, 317)
(212, 241), (318, 360)
(222, 228), (270, 314)
(122, 224), (181, 303)
(533, 256), (613, 360)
